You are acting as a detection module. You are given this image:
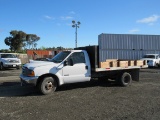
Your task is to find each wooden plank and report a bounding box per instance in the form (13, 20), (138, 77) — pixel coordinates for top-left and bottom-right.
(99, 60), (146, 68)
(135, 60), (144, 66)
(128, 60), (135, 66)
(106, 59), (117, 67)
(118, 61), (128, 67)
(106, 59), (118, 62)
(143, 60), (147, 65)
(110, 61), (117, 67)
(99, 61), (111, 68)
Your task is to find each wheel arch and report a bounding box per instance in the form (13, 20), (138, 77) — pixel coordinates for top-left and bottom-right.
(36, 73), (60, 87)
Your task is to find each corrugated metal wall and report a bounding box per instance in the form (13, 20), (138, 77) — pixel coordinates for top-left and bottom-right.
(98, 33), (160, 62)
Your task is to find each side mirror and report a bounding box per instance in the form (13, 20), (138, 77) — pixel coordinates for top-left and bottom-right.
(70, 59), (73, 66)
(64, 59), (73, 66)
(64, 60), (68, 66)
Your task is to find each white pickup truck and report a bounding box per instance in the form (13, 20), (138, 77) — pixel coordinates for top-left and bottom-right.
(20, 46), (147, 95)
(0, 53), (21, 70)
(141, 54), (160, 67)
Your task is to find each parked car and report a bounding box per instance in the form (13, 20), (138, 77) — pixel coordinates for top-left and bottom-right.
(141, 54), (160, 67)
(0, 53), (21, 70)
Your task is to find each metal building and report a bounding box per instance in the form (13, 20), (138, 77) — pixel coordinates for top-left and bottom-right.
(98, 33), (160, 62)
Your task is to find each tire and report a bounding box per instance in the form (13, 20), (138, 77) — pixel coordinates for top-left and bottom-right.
(155, 63), (159, 68)
(16, 66), (20, 69)
(119, 72), (132, 87)
(38, 77), (57, 95)
(0, 63), (4, 70)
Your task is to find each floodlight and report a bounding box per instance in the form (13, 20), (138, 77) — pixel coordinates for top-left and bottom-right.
(77, 21), (81, 25)
(72, 20), (75, 24)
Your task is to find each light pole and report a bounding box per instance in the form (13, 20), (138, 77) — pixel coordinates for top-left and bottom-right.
(72, 20), (81, 48)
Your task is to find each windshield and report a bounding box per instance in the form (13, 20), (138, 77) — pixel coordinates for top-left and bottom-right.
(50, 51), (71, 63)
(1, 54), (16, 58)
(143, 55), (155, 59)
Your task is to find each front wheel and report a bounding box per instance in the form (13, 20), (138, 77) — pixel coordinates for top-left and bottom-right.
(118, 72), (132, 87)
(38, 77), (57, 95)
(155, 62), (159, 68)
(16, 66), (20, 69)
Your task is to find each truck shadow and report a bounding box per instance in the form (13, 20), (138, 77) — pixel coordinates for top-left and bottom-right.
(0, 80), (119, 97)
(57, 79), (119, 92)
(0, 82), (39, 97)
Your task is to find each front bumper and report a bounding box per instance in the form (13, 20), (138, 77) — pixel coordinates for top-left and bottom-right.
(20, 74), (38, 86)
(147, 61), (155, 67)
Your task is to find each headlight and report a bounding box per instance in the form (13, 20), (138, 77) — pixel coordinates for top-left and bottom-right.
(22, 67), (35, 77)
(27, 69), (35, 77)
(4, 60), (9, 63)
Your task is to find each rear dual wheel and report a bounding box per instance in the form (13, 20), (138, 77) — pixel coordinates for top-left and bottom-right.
(117, 72), (132, 87)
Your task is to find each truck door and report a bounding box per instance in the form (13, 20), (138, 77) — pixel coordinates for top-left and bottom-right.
(62, 52), (91, 83)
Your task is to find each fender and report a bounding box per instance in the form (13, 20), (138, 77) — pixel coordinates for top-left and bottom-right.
(37, 72), (64, 86)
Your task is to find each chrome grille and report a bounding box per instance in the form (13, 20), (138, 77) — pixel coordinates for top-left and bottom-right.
(9, 60), (19, 63)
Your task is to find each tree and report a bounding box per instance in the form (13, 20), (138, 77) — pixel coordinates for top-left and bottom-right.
(57, 46), (64, 50)
(4, 30), (27, 52)
(40, 46), (46, 50)
(26, 34), (40, 49)
(4, 30), (40, 52)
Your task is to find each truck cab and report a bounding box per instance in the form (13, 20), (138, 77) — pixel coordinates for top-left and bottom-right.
(20, 50), (91, 94)
(141, 54), (160, 67)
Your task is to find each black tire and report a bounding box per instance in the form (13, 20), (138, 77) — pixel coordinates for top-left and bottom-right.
(155, 63), (159, 68)
(0, 63), (4, 70)
(38, 77), (57, 95)
(119, 72), (132, 87)
(16, 66), (20, 69)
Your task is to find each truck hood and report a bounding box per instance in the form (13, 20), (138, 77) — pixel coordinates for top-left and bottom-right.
(24, 61), (58, 69)
(2, 58), (19, 60)
(1, 58), (20, 63)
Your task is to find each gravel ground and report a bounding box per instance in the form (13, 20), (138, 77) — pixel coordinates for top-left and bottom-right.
(0, 68), (160, 120)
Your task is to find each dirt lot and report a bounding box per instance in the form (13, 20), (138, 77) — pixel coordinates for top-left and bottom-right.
(0, 68), (160, 120)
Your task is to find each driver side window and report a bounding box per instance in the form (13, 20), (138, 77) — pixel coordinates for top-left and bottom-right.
(67, 52), (85, 65)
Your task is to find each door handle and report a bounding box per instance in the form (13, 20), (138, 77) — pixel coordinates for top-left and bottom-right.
(64, 74), (69, 76)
